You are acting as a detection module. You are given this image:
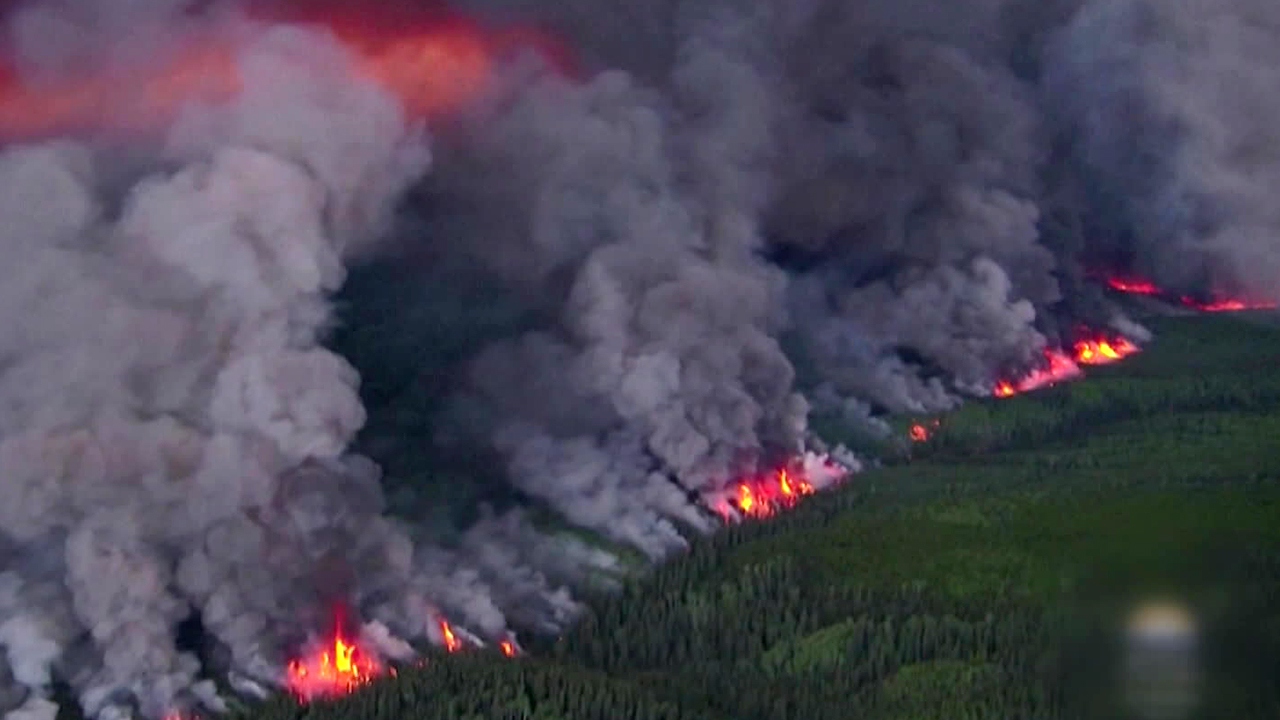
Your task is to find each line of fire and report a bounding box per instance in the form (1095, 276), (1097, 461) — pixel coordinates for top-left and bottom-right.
(1, 6), (1272, 719)
(229, 266), (1270, 720)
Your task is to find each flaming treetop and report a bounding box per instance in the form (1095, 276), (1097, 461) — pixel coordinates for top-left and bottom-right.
(714, 456), (850, 521)
(992, 330), (1141, 398)
(284, 629), (381, 702)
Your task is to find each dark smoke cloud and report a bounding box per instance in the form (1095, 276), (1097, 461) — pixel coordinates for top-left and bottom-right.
(432, 52), (808, 553)
(0, 0), (1274, 718)
(1044, 0), (1280, 300)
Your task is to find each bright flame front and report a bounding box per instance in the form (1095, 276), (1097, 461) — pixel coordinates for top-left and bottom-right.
(1073, 336), (1139, 365)
(285, 630), (381, 701)
(438, 617), (463, 653)
(1104, 275), (1162, 295)
(1102, 273), (1277, 311)
(715, 457), (848, 521)
(992, 331), (1140, 398)
(731, 468), (813, 519)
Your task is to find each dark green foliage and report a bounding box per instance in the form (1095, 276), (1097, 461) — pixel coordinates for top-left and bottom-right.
(237, 654), (712, 720)
(239, 314), (1280, 720)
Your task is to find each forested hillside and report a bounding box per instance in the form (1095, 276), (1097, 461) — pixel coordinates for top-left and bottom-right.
(241, 314), (1280, 719)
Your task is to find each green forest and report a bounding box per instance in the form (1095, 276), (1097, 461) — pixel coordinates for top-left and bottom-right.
(240, 313), (1280, 720)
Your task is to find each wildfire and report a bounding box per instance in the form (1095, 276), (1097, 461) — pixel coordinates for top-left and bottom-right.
(438, 617), (463, 653)
(0, 6), (573, 141)
(1101, 274), (1277, 312)
(993, 347), (1082, 397)
(284, 627), (381, 701)
(1104, 275), (1162, 295)
(908, 417), (941, 442)
(1072, 335), (1139, 365)
(499, 638), (517, 657)
(718, 466), (817, 520)
(1179, 296), (1277, 312)
(992, 331), (1140, 398)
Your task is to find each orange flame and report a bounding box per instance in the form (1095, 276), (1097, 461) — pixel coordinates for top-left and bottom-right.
(908, 417), (941, 442)
(499, 638), (516, 657)
(1102, 273), (1276, 312)
(0, 8), (572, 141)
(992, 331), (1140, 397)
(1178, 295), (1278, 312)
(438, 617), (462, 653)
(1072, 335), (1139, 365)
(284, 628), (381, 701)
(1104, 275), (1161, 295)
(719, 466), (817, 520)
(993, 347), (1082, 397)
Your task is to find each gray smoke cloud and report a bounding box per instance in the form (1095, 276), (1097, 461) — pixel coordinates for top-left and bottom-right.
(0, 5), (577, 718)
(2, 0), (1277, 717)
(1044, 0), (1280, 300)
(419, 2), (818, 554)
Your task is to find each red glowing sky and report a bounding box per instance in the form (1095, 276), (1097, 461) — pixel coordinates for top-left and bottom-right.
(1099, 272), (1277, 312)
(0, 1), (574, 141)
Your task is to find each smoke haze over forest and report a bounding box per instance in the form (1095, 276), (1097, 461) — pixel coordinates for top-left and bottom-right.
(0, 0), (1276, 718)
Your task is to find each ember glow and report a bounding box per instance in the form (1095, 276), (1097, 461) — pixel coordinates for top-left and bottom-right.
(284, 627), (381, 701)
(1104, 275), (1162, 295)
(717, 466), (815, 520)
(1100, 274), (1277, 312)
(1179, 295), (1278, 312)
(438, 617), (463, 653)
(0, 8), (571, 141)
(992, 331), (1141, 397)
(993, 347), (1083, 397)
(1072, 335), (1140, 365)
(909, 418), (941, 442)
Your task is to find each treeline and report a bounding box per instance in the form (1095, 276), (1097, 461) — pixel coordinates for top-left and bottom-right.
(240, 601), (1069, 720)
(242, 654), (707, 720)
(553, 572), (1068, 719)
(917, 372), (1280, 459)
(231, 315), (1280, 720)
(553, 558), (1020, 673)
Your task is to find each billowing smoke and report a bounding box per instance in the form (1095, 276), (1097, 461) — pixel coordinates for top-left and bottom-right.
(0, 3), (574, 718)
(1044, 0), (1280, 301)
(0, 0), (1276, 717)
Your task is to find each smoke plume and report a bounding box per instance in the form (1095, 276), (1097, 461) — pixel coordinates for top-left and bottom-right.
(0, 0), (1276, 717)
(1044, 0), (1280, 300)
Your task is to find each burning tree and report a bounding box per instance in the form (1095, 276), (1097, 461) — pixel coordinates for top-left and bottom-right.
(284, 630), (381, 702)
(713, 452), (851, 521)
(992, 330), (1142, 398)
(1100, 273), (1278, 312)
